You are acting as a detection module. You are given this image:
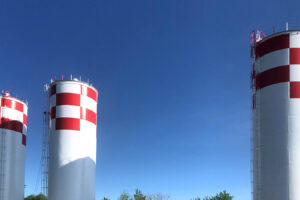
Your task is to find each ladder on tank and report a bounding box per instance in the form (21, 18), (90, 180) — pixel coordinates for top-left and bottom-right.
(0, 102), (6, 200)
(41, 85), (50, 197)
(250, 31), (264, 200)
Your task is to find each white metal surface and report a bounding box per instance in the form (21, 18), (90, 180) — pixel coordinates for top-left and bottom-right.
(0, 94), (28, 200)
(48, 80), (98, 200)
(252, 31), (300, 200)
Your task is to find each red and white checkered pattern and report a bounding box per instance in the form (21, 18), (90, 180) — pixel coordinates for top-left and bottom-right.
(0, 96), (28, 146)
(253, 31), (300, 200)
(48, 80), (98, 200)
(49, 82), (97, 131)
(254, 33), (300, 96)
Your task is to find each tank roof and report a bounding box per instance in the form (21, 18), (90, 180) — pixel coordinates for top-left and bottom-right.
(49, 79), (98, 94)
(0, 93), (28, 106)
(259, 30), (300, 43)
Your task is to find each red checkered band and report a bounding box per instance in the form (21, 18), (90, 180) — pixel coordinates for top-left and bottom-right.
(254, 33), (300, 98)
(0, 97), (28, 146)
(50, 82), (98, 131)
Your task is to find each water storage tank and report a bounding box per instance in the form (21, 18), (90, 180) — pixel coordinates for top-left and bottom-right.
(0, 92), (28, 200)
(48, 79), (98, 200)
(252, 30), (300, 200)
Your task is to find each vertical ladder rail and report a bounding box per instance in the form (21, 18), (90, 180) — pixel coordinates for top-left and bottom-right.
(250, 30), (265, 200)
(41, 85), (50, 197)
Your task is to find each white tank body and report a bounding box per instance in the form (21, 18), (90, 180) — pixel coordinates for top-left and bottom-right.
(252, 31), (300, 200)
(48, 80), (98, 200)
(0, 93), (28, 200)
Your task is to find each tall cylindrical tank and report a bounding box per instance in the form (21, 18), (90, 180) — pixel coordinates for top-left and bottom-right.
(252, 30), (300, 200)
(0, 92), (28, 200)
(48, 79), (98, 200)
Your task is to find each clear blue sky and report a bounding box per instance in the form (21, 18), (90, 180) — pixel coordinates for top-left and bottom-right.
(0, 0), (299, 199)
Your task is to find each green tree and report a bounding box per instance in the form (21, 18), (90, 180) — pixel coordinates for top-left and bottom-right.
(24, 195), (35, 200)
(119, 191), (130, 200)
(211, 191), (233, 200)
(191, 198), (210, 200)
(103, 198), (110, 200)
(191, 191), (233, 200)
(134, 189), (146, 200)
(24, 194), (47, 200)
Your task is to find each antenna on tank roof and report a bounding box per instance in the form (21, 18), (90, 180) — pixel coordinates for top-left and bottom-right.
(286, 22), (289, 31)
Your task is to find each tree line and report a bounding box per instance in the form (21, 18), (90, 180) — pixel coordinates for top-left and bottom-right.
(24, 189), (233, 200)
(24, 194), (47, 200)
